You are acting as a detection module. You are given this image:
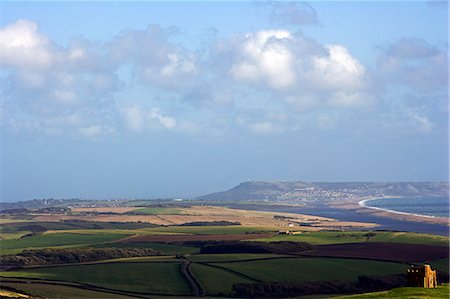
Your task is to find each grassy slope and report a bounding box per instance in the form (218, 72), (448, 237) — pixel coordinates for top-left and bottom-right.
(143, 225), (274, 235)
(0, 221), (156, 232)
(0, 218), (34, 224)
(429, 258), (449, 274)
(0, 233), (129, 255)
(41, 225), (274, 236)
(1, 282), (140, 299)
(369, 232), (449, 246)
(90, 256), (179, 263)
(93, 242), (199, 255)
(0, 231), (32, 240)
(335, 284), (449, 299)
(212, 258), (406, 283)
(1, 262), (190, 295)
(191, 263), (254, 296)
(188, 253), (288, 262)
(254, 231), (449, 246)
(0, 288), (30, 298)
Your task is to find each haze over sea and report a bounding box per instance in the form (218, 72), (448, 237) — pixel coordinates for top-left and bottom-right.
(363, 196), (450, 218)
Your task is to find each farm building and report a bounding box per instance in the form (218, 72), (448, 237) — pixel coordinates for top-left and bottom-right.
(278, 230), (292, 235)
(406, 264), (437, 288)
(278, 230), (302, 235)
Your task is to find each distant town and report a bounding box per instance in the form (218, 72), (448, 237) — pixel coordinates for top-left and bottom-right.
(1, 181), (448, 212)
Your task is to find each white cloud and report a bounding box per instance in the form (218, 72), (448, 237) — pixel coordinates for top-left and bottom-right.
(308, 45), (367, 91)
(140, 51), (198, 88)
(1, 20), (121, 106)
(110, 25), (199, 90)
(121, 104), (176, 132)
(379, 98), (438, 134)
(406, 108), (434, 133)
(3, 19), (441, 139)
(269, 2), (318, 26)
(160, 53), (197, 77)
(68, 47), (86, 61)
(0, 19), (54, 70)
(247, 121), (285, 135)
(149, 108), (177, 129)
(377, 38), (448, 91)
(229, 63), (260, 83)
(121, 104), (146, 132)
(223, 30), (374, 112)
(230, 30), (296, 90)
(327, 91), (375, 108)
(0, 20), (125, 138)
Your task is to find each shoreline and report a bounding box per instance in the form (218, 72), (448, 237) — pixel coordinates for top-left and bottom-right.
(358, 198), (439, 219)
(328, 196), (450, 226)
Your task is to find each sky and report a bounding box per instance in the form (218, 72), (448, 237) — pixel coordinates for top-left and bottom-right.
(0, 1), (448, 202)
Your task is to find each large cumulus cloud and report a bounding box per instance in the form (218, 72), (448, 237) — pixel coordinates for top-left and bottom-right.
(0, 18), (445, 138)
(219, 30), (375, 111)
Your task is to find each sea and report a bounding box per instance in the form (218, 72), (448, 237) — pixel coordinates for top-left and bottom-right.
(226, 197), (450, 235)
(362, 196), (450, 219)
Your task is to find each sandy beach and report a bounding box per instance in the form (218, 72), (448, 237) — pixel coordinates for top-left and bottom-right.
(329, 196), (450, 226)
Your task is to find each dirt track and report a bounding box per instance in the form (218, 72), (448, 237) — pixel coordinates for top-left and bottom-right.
(299, 242), (449, 262)
(120, 233), (273, 243)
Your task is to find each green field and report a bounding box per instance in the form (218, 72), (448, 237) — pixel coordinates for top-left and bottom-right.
(0, 221), (157, 233)
(0, 231), (32, 240)
(336, 284), (450, 298)
(429, 258), (449, 274)
(254, 231), (449, 246)
(93, 242), (199, 255)
(42, 228), (174, 236)
(1, 262), (191, 295)
(41, 225), (273, 236)
(142, 225), (273, 235)
(66, 255), (179, 264)
(1, 281), (141, 299)
(369, 232), (449, 246)
(211, 257), (406, 283)
(0, 218), (34, 224)
(0, 233), (129, 255)
(187, 253), (288, 262)
(0, 214), (448, 299)
(191, 263), (254, 296)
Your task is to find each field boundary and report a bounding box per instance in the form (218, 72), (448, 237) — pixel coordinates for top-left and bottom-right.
(1, 275), (195, 297)
(4, 259), (180, 271)
(0, 277), (159, 298)
(197, 262), (263, 283)
(178, 256), (205, 296)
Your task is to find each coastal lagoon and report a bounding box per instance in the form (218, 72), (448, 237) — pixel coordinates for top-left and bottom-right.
(228, 202), (450, 235)
(362, 196), (450, 218)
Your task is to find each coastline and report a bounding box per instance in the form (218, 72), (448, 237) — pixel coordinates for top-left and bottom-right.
(358, 198), (439, 219)
(329, 196), (450, 226)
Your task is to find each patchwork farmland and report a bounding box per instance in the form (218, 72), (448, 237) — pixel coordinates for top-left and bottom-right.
(0, 205), (449, 298)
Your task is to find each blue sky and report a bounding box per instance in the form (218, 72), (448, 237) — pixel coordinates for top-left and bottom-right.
(1, 1), (448, 202)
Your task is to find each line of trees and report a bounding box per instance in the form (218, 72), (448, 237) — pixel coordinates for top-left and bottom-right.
(178, 221), (241, 226)
(0, 247), (160, 270)
(233, 274), (407, 297)
(198, 241), (314, 254)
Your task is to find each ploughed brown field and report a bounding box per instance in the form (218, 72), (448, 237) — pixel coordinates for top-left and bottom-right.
(299, 242), (449, 262)
(120, 233), (273, 243)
